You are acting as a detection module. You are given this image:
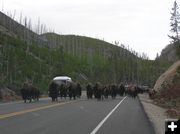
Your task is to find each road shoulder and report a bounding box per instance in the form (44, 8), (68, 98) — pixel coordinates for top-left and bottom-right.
(139, 94), (167, 134)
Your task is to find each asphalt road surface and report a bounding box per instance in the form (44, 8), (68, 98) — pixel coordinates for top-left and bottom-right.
(0, 95), (155, 134)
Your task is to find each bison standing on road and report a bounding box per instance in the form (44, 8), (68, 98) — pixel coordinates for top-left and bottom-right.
(118, 84), (125, 96)
(86, 83), (93, 99)
(111, 84), (117, 99)
(48, 81), (59, 102)
(68, 82), (77, 100)
(20, 82), (40, 103)
(59, 84), (67, 99)
(76, 83), (82, 98)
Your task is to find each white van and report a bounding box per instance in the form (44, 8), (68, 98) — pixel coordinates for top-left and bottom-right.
(53, 76), (72, 86)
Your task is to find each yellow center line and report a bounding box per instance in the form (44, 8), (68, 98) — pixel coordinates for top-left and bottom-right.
(0, 101), (74, 120)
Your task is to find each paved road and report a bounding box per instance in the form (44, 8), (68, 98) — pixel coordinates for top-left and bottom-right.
(0, 96), (155, 134)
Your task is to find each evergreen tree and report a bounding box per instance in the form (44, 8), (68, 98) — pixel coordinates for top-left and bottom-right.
(169, 0), (180, 43)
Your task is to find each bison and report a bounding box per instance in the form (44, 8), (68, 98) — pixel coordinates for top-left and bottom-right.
(20, 82), (40, 103)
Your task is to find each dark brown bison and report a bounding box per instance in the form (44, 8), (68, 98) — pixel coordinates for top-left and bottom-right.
(48, 81), (59, 102)
(20, 82), (40, 103)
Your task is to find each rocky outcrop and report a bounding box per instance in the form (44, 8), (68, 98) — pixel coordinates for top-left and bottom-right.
(0, 87), (19, 102)
(154, 60), (180, 91)
(160, 44), (179, 62)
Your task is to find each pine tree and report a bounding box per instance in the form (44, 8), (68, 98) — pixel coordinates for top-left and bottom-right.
(169, 0), (180, 43)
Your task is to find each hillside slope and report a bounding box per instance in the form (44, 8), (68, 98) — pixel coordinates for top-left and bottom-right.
(42, 32), (136, 59)
(0, 11), (46, 45)
(153, 61), (180, 117)
(154, 60), (180, 91)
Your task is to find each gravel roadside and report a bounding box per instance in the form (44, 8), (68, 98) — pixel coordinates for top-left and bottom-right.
(139, 93), (168, 134)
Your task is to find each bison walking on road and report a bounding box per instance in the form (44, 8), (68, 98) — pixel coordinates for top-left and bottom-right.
(48, 81), (59, 102)
(86, 83), (93, 99)
(20, 82), (40, 103)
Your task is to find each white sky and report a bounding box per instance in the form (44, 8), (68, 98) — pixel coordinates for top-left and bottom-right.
(0, 0), (177, 59)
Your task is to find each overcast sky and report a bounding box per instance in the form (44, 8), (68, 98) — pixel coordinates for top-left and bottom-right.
(0, 0), (176, 59)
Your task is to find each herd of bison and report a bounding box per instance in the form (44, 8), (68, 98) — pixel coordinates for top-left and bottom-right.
(20, 81), (152, 103)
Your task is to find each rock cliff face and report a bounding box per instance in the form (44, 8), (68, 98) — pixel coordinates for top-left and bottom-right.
(154, 60), (180, 91)
(160, 44), (179, 62)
